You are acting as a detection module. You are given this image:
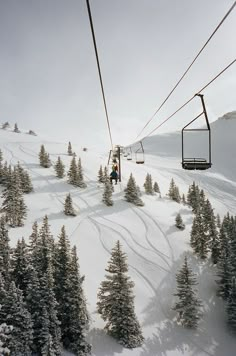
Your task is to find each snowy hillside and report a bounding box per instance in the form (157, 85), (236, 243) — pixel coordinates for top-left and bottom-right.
(0, 121), (236, 356)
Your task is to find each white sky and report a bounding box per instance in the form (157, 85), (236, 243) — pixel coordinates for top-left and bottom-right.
(0, 0), (235, 148)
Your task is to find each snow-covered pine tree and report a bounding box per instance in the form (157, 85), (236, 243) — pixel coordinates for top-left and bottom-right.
(97, 240), (144, 348)
(1, 169), (27, 227)
(175, 213), (185, 230)
(144, 173), (154, 195)
(13, 123), (20, 133)
(2, 282), (33, 355)
(190, 210), (209, 259)
(67, 246), (91, 355)
(0, 149), (3, 184)
(102, 180), (113, 206)
(1, 162), (9, 186)
(124, 174), (144, 207)
(54, 226), (72, 348)
(0, 322), (11, 355)
(172, 256), (202, 328)
(216, 225), (231, 300)
(0, 274), (7, 324)
(2, 122), (9, 130)
(77, 158), (87, 188)
(187, 182), (200, 213)
(37, 215), (55, 278)
(16, 163), (33, 193)
(153, 181), (160, 195)
(11, 238), (30, 295)
(182, 193), (186, 205)
(216, 214), (221, 230)
(54, 157), (65, 178)
(67, 156), (78, 186)
(227, 277), (236, 331)
(39, 145), (51, 168)
(68, 142), (73, 156)
(64, 193), (76, 216)
(168, 178), (181, 203)
(0, 217), (11, 286)
(103, 166), (108, 182)
(98, 165), (104, 183)
(38, 264), (62, 355)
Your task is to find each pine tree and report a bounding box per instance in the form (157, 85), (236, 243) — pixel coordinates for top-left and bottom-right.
(175, 213), (185, 230)
(0, 322), (11, 355)
(28, 221), (40, 268)
(227, 277), (236, 331)
(39, 145), (51, 168)
(153, 181), (160, 195)
(2, 122), (9, 130)
(187, 182), (200, 213)
(77, 158), (87, 188)
(13, 123), (20, 133)
(124, 174), (144, 207)
(190, 211), (209, 259)
(0, 149), (3, 184)
(1, 162), (9, 186)
(54, 157), (65, 178)
(67, 246), (91, 355)
(21, 171), (33, 193)
(102, 180), (113, 206)
(67, 156), (78, 186)
(98, 165), (104, 183)
(216, 225), (231, 300)
(68, 142), (73, 156)
(0, 274), (7, 324)
(1, 169), (27, 227)
(11, 238), (30, 295)
(97, 240), (144, 348)
(2, 282), (33, 355)
(216, 214), (221, 230)
(64, 193), (76, 216)
(103, 166), (108, 182)
(37, 216), (55, 278)
(0, 217), (11, 285)
(172, 256), (202, 328)
(182, 193), (186, 205)
(168, 178), (181, 203)
(144, 173), (154, 195)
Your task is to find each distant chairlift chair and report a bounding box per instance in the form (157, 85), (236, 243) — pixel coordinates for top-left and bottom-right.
(182, 94), (212, 170)
(127, 147), (132, 160)
(135, 141), (145, 164)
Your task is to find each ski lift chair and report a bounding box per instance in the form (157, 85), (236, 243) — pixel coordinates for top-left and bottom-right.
(182, 94), (212, 170)
(127, 147), (132, 160)
(135, 141), (145, 164)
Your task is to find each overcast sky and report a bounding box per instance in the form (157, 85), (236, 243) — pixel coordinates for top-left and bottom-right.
(0, 0), (235, 149)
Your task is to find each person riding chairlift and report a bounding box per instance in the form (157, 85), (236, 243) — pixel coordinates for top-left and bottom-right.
(110, 169), (118, 185)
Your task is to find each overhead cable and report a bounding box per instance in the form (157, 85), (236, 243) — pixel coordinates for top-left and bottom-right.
(140, 58), (236, 139)
(135, 1), (236, 140)
(86, 0), (113, 149)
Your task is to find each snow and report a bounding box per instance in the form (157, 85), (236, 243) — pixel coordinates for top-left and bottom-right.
(0, 117), (236, 355)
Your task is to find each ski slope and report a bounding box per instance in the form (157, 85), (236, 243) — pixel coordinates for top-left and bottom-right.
(0, 117), (236, 356)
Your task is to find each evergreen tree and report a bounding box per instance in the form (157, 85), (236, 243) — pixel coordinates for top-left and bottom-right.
(67, 156), (78, 186)
(0, 217), (11, 285)
(11, 238), (30, 295)
(1, 169), (27, 227)
(67, 246), (91, 355)
(39, 145), (51, 168)
(216, 214), (221, 230)
(97, 240), (144, 348)
(175, 213), (185, 230)
(13, 123), (20, 133)
(37, 215), (55, 278)
(54, 157), (65, 178)
(77, 158), (87, 188)
(172, 256), (202, 328)
(168, 178), (181, 203)
(28, 221), (40, 268)
(182, 193), (186, 205)
(68, 142), (73, 156)
(187, 182), (200, 213)
(0, 149), (3, 184)
(144, 173), (154, 195)
(153, 181), (160, 195)
(190, 210), (209, 259)
(227, 277), (236, 331)
(217, 225), (231, 300)
(103, 166), (108, 182)
(124, 174), (144, 207)
(98, 165), (104, 183)
(2, 122), (9, 130)
(2, 282), (33, 355)
(64, 193), (76, 216)
(102, 180), (113, 206)
(1, 162), (9, 186)
(0, 322), (11, 355)
(0, 274), (7, 324)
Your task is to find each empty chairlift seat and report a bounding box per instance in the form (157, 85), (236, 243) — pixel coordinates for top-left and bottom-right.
(135, 141), (145, 164)
(182, 94), (212, 171)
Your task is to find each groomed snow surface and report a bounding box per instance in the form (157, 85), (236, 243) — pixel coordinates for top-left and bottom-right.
(0, 118), (236, 356)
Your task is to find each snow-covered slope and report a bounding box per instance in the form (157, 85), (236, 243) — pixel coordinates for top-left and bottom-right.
(0, 121), (236, 356)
